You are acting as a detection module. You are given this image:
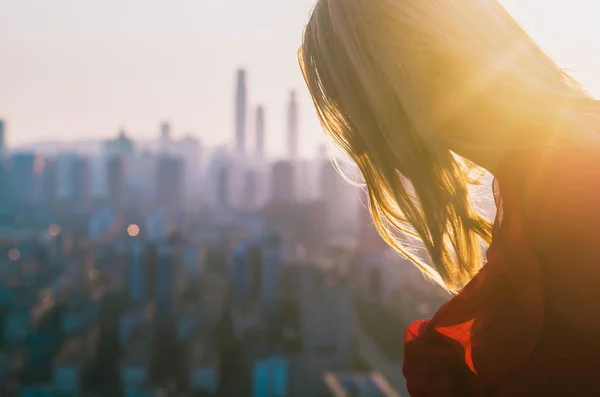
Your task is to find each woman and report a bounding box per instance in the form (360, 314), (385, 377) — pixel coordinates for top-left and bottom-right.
(300, 0), (600, 395)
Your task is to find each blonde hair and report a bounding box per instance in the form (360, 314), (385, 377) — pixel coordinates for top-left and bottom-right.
(299, 0), (599, 293)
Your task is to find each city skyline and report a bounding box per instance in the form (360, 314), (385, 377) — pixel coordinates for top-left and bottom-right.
(0, 3), (598, 395)
(2, 1), (600, 156)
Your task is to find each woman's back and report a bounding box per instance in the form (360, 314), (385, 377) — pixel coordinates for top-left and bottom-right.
(499, 146), (600, 394)
(404, 146), (600, 395)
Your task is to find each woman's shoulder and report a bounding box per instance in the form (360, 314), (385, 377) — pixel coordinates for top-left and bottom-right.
(403, 143), (600, 395)
(497, 144), (600, 239)
(497, 144), (600, 204)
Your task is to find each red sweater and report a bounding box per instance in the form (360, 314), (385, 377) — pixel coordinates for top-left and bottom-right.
(403, 146), (600, 396)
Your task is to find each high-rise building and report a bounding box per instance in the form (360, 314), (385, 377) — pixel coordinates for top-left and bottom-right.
(295, 159), (318, 202)
(56, 153), (91, 213)
(270, 160), (295, 203)
(155, 155), (184, 210)
(287, 91), (298, 159)
(143, 244), (157, 303)
(107, 155), (126, 211)
(105, 129), (134, 157)
(160, 122), (171, 141)
(73, 156), (91, 213)
(129, 241), (144, 302)
(41, 158), (57, 209)
(0, 158), (10, 221)
(88, 208), (115, 240)
(128, 150), (156, 209)
(247, 244), (263, 303)
(235, 69), (248, 154)
(207, 150), (231, 210)
(252, 356), (289, 397)
(90, 156), (108, 203)
(228, 159), (251, 212)
(256, 106), (265, 158)
(23, 331), (59, 384)
(155, 244), (175, 315)
(294, 269), (357, 396)
(182, 244), (202, 280)
(160, 122), (171, 155)
(261, 239), (281, 311)
(10, 152), (45, 208)
(178, 134), (201, 197)
(217, 165), (230, 209)
(0, 119), (5, 154)
(230, 242), (249, 305)
(320, 160), (354, 234)
(243, 169), (258, 211)
(54, 359), (81, 396)
(189, 359), (218, 395)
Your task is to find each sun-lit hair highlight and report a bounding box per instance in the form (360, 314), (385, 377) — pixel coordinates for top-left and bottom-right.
(299, 0), (599, 293)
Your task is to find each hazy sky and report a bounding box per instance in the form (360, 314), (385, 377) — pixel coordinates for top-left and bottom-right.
(1, 1), (600, 155)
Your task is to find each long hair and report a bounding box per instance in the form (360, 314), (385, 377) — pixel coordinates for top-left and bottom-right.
(299, 0), (599, 293)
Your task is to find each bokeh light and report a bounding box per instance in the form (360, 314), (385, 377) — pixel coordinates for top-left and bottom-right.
(48, 224), (61, 237)
(127, 224), (140, 237)
(8, 248), (21, 261)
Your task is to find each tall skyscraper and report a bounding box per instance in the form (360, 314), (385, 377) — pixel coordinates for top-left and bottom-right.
(10, 153), (46, 210)
(72, 156), (91, 213)
(90, 156), (108, 203)
(56, 153), (90, 212)
(129, 241), (144, 302)
(243, 169), (258, 211)
(247, 245), (263, 303)
(143, 244), (157, 303)
(298, 270), (356, 395)
(0, 119), (5, 154)
(230, 242), (249, 305)
(38, 158), (57, 210)
(261, 239), (280, 311)
(256, 106), (265, 158)
(160, 122), (171, 154)
(155, 155), (184, 210)
(287, 91), (298, 159)
(320, 160), (352, 234)
(252, 356), (289, 397)
(178, 134), (201, 197)
(155, 244), (175, 316)
(216, 164), (230, 209)
(105, 129), (134, 157)
(0, 157), (10, 215)
(207, 149), (231, 210)
(107, 155), (125, 211)
(160, 122), (171, 141)
(270, 160), (295, 203)
(235, 69), (247, 154)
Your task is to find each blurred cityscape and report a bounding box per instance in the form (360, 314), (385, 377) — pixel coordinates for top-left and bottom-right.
(0, 69), (455, 397)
